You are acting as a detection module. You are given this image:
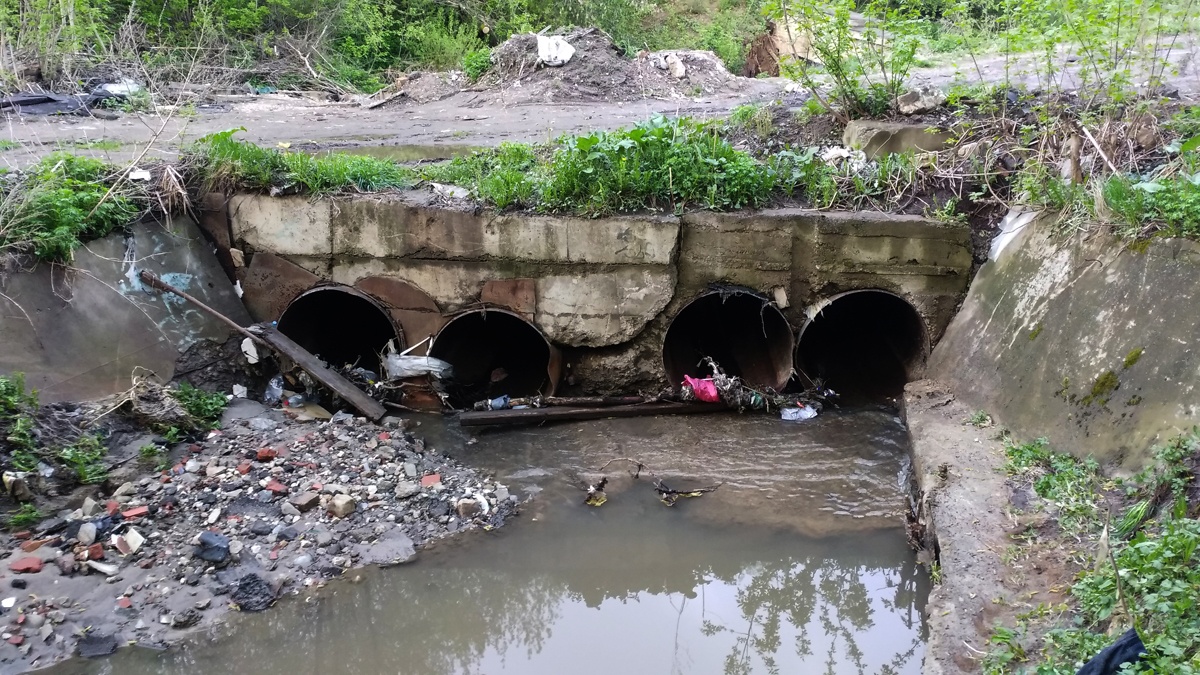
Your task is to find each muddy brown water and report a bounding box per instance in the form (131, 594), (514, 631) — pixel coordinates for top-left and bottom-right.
(43, 408), (929, 675)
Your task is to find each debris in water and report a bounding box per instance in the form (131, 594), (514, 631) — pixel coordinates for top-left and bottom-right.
(781, 405), (818, 421)
(584, 477), (608, 507)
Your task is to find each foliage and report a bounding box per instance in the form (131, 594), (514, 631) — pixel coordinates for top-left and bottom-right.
(1, 374), (40, 471)
(766, 0), (921, 120)
(728, 103), (774, 139)
(171, 382), (228, 427)
(966, 410), (992, 427)
(1004, 437), (1102, 534)
(57, 434), (107, 484)
(6, 504), (42, 529)
(987, 432), (1200, 673)
(463, 47), (492, 81)
(188, 128), (416, 195)
(0, 153), (142, 262)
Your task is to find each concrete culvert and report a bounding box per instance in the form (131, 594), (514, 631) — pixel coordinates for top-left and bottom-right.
(276, 285), (401, 370)
(662, 289), (794, 391)
(429, 308), (560, 407)
(795, 290), (927, 401)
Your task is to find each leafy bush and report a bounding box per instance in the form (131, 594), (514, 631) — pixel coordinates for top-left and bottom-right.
(463, 47), (492, 81)
(0, 374), (39, 470)
(171, 383), (228, 427)
(1004, 437), (1102, 533)
(0, 153), (142, 262)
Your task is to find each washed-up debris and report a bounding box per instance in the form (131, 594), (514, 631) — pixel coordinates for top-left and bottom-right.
(781, 405), (818, 421)
(577, 458), (721, 508)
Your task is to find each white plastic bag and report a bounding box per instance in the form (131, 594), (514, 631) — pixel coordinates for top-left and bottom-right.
(385, 355), (455, 380)
(537, 35), (575, 67)
(781, 405), (818, 422)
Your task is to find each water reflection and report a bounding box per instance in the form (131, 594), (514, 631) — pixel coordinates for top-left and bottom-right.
(49, 492), (928, 675)
(45, 410), (928, 675)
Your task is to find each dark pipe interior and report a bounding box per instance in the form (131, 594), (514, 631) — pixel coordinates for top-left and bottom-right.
(276, 288), (399, 370)
(662, 291), (794, 390)
(795, 291), (926, 402)
(429, 310), (552, 406)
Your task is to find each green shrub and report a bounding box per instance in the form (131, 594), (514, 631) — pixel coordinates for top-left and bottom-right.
(0, 153), (142, 262)
(463, 48), (491, 81)
(170, 382), (228, 427)
(6, 504), (41, 529)
(57, 434), (107, 484)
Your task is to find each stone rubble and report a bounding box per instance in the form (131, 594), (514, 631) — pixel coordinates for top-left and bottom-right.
(0, 404), (518, 669)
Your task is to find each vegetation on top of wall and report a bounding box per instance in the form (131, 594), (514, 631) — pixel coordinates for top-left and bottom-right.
(986, 432), (1200, 674)
(186, 128), (417, 195)
(0, 153), (144, 263)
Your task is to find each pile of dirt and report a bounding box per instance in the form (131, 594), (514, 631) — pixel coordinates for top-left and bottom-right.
(483, 27), (772, 103)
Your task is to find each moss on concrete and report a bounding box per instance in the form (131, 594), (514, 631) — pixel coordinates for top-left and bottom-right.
(1123, 347), (1144, 369)
(1081, 370), (1119, 407)
(1028, 323), (1043, 340)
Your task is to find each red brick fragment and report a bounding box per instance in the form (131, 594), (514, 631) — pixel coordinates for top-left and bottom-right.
(7, 635), (23, 645)
(11, 531), (30, 541)
(378, 432), (390, 441)
(117, 597), (133, 610)
(105, 501), (120, 516)
(88, 543), (104, 560)
(121, 506), (149, 520)
(9, 557), (42, 574)
(420, 474), (441, 487)
(264, 479), (288, 495)
(236, 462), (252, 475)
(257, 448), (277, 462)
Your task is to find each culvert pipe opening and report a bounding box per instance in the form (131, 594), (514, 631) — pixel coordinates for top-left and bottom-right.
(662, 290), (795, 391)
(429, 309), (559, 407)
(276, 285), (401, 371)
(795, 291), (927, 401)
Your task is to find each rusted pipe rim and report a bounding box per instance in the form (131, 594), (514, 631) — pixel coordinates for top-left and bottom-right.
(276, 283), (404, 371)
(430, 306), (561, 406)
(662, 287), (795, 391)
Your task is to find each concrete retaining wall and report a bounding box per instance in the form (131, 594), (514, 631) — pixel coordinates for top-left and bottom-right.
(220, 191), (974, 391)
(929, 213), (1200, 468)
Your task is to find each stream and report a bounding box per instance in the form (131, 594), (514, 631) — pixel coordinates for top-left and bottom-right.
(44, 407), (929, 675)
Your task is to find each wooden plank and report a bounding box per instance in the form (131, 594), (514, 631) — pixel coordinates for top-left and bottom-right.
(252, 326), (388, 421)
(459, 402), (724, 427)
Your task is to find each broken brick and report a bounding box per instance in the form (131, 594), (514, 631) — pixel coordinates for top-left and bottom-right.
(105, 501), (120, 516)
(9, 557), (42, 574)
(19, 539), (47, 553)
(117, 597), (133, 610)
(121, 506), (149, 520)
(7, 635), (23, 645)
(11, 531), (30, 541)
(378, 432), (390, 441)
(257, 448), (277, 462)
(420, 473), (442, 487)
(88, 543), (104, 560)
(264, 479), (288, 495)
(236, 462), (252, 475)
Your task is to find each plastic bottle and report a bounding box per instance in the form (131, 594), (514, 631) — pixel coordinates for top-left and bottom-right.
(264, 375), (284, 405)
(286, 394), (305, 408)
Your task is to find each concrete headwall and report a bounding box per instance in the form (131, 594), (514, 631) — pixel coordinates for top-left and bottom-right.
(220, 191), (973, 391)
(0, 217), (250, 402)
(929, 213), (1200, 468)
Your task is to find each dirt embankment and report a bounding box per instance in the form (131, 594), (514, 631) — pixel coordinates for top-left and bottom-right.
(0, 399), (516, 671)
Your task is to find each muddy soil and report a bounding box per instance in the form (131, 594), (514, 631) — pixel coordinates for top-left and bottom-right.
(903, 380), (1078, 675)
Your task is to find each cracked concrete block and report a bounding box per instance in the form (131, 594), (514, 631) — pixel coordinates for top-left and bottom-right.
(535, 268), (675, 347)
(230, 194), (332, 257)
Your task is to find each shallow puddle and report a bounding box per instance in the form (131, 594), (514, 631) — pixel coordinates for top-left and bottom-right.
(44, 408), (929, 675)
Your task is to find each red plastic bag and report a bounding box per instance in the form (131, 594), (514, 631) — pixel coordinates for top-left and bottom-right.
(683, 375), (720, 403)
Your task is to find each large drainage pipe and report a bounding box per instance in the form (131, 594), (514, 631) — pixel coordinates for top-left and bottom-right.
(276, 284), (403, 370)
(429, 308), (561, 407)
(662, 288), (794, 391)
(794, 290), (928, 400)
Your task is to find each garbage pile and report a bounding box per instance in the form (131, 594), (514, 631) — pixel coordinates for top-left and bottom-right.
(679, 357), (831, 420)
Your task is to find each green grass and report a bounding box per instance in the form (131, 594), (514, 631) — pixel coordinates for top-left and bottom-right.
(0, 140), (19, 152)
(728, 103), (774, 139)
(0, 153), (142, 262)
(463, 47), (491, 81)
(1004, 437), (1103, 534)
(1, 374), (41, 471)
(6, 504), (41, 529)
(188, 128), (417, 195)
